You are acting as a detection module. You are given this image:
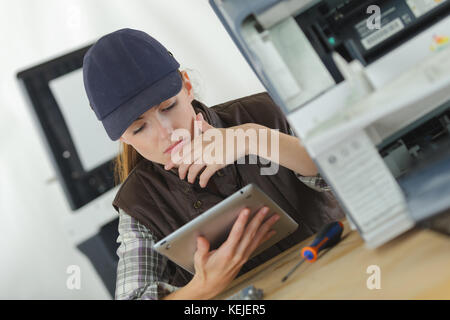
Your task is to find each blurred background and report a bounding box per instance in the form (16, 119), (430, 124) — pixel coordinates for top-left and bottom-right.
(0, 0), (265, 299)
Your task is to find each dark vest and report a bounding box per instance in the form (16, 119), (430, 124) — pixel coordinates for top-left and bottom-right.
(112, 92), (345, 287)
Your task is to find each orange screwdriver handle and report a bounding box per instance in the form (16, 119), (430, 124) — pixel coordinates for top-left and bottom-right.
(301, 221), (344, 262)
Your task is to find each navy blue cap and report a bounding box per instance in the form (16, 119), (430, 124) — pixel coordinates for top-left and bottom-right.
(83, 28), (182, 141)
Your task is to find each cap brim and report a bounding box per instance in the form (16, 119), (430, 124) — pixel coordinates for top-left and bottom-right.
(102, 70), (182, 141)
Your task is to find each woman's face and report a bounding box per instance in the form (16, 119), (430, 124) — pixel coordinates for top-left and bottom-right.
(119, 71), (196, 166)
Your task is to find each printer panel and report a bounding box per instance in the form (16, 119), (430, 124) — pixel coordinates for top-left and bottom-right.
(295, 0), (450, 69)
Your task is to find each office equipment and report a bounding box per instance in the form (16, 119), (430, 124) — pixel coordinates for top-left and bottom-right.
(281, 221), (343, 282)
(153, 183), (299, 274)
(210, 0), (450, 248)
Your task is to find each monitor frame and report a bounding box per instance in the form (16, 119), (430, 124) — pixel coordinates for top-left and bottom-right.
(16, 45), (116, 211)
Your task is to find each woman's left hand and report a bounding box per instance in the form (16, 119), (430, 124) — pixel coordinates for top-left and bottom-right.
(164, 112), (254, 188)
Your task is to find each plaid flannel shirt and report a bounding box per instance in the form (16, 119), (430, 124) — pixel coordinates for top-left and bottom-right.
(114, 172), (331, 300)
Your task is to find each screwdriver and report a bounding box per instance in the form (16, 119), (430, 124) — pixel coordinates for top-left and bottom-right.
(281, 221), (344, 282)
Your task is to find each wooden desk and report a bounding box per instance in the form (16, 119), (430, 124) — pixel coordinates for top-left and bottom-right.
(216, 220), (450, 299)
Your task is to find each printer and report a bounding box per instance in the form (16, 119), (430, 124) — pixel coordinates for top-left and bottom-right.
(209, 0), (450, 248)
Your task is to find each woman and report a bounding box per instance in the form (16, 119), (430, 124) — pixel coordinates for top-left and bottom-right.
(83, 28), (345, 300)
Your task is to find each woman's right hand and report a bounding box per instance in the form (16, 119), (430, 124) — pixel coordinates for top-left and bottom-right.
(189, 206), (280, 299)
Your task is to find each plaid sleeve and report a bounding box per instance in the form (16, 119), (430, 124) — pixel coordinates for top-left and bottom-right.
(115, 208), (180, 300)
(296, 172), (331, 192)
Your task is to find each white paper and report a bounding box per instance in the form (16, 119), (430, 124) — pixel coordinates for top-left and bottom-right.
(316, 131), (414, 247)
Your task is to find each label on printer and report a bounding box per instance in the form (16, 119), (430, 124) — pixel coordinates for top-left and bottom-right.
(354, 2), (413, 50)
(360, 18), (405, 50)
(351, 0), (447, 52)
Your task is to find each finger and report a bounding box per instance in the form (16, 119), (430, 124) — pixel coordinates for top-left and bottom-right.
(234, 207), (270, 259)
(178, 149), (203, 180)
(191, 137), (205, 165)
(177, 163), (187, 180)
(198, 164), (222, 188)
(259, 230), (277, 246)
(187, 163), (207, 184)
(194, 113), (203, 136)
(238, 230), (277, 265)
(223, 208), (250, 251)
(164, 160), (174, 171)
(243, 214), (280, 258)
(176, 135), (202, 166)
(253, 213), (280, 244)
(198, 112), (213, 132)
(174, 138), (195, 166)
(176, 115), (212, 166)
(194, 236), (210, 266)
(201, 143), (220, 166)
(166, 136), (189, 165)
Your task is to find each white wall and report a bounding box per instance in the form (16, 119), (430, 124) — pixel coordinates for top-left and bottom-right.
(0, 0), (264, 299)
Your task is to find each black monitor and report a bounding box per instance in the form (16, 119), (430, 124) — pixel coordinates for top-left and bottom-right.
(17, 45), (118, 211)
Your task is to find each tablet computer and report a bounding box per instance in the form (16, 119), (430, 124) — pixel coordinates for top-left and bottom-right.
(152, 183), (299, 274)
